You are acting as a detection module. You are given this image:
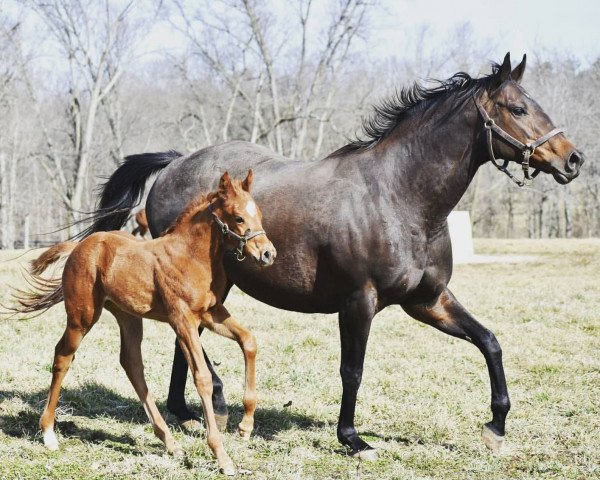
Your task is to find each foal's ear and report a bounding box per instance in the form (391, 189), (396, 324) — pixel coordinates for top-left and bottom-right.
(510, 54), (526, 83)
(219, 171), (232, 194)
(492, 52), (512, 88)
(242, 169), (254, 192)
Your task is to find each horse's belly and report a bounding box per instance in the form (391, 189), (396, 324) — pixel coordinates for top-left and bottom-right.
(224, 255), (343, 314)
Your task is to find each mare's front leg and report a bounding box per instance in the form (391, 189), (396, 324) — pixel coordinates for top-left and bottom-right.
(402, 287), (510, 453)
(337, 284), (379, 460)
(201, 303), (257, 439)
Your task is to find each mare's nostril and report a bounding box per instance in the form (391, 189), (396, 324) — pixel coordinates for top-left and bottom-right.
(263, 250), (271, 259)
(566, 151), (583, 172)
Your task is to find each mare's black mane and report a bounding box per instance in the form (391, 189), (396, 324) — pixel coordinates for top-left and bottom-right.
(331, 64), (500, 156)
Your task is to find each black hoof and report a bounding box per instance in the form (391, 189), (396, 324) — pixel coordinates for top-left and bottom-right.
(167, 402), (199, 423)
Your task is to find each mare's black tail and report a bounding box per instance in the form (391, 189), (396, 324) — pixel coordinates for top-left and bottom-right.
(76, 150), (183, 239)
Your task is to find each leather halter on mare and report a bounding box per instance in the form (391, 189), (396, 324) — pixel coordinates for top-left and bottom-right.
(473, 96), (564, 187)
(209, 203), (266, 261)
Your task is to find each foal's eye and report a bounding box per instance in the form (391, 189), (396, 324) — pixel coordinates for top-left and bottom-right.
(510, 106), (527, 116)
(235, 216), (244, 224)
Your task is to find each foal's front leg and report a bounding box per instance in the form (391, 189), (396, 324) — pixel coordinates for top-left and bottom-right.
(201, 303), (257, 439)
(169, 307), (236, 476)
(402, 287), (511, 453)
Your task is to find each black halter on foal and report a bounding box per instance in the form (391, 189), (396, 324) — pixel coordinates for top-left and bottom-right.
(473, 96), (564, 187)
(209, 204), (265, 261)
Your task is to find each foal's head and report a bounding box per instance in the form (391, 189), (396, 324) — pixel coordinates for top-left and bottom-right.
(211, 170), (276, 267)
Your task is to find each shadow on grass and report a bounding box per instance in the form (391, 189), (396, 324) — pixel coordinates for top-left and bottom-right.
(0, 382), (145, 448)
(0, 382), (327, 446)
(220, 404), (328, 441)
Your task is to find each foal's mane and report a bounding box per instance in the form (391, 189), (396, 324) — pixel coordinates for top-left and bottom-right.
(161, 192), (216, 236)
(330, 63), (501, 156)
(161, 178), (246, 236)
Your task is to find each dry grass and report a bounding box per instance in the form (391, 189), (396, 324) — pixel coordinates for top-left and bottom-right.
(0, 239), (599, 479)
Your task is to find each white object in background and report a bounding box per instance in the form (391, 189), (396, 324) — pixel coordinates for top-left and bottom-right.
(448, 211), (474, 264)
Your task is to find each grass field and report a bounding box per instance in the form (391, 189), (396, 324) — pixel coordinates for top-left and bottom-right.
(0, 239), (599, 479)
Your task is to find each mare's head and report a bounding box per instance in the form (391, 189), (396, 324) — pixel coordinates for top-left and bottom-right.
(212, 170), (276, 267)
(477, 52), (584, 184)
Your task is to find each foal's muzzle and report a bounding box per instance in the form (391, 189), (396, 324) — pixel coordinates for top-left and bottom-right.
(257, 246), (276, 267)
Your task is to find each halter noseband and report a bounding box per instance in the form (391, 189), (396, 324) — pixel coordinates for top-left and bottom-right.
(473, 96), (564, 187)
(209, 203), (266, 261)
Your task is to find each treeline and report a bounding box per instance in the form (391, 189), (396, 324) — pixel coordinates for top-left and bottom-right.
(0, 0), (598, 247)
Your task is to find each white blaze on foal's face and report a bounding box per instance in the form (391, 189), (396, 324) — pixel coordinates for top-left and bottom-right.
(246, 201), (257, 218)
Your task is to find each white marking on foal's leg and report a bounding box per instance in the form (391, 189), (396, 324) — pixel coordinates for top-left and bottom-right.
(43, 429), (59, 450)
(246, 201), (256, 217)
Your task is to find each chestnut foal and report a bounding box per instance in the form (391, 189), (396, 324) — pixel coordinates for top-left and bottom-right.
(13, 170), (276, 475)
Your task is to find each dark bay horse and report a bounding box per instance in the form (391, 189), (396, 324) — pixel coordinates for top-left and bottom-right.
(79, 54), (583, 459)
(12, 171), (276, 475)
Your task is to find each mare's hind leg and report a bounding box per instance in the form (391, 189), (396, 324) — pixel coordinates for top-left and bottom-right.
(40, 299), (102, 449)
(169, 306), (235, 476)
(402, 287), (510, 454)
(108, 306), (182, 456)
(201, 303), (257, 439)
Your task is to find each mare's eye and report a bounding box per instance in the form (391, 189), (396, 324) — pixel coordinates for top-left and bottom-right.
(510, 106), (527, 116)
(235, 216), (244, 224)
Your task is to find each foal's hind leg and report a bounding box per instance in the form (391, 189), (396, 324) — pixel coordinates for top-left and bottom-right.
(40, 297), (102, 450)
(201, 303), (257, 439)
(108, 307), (182, 457)
(402, 287), (510, 454)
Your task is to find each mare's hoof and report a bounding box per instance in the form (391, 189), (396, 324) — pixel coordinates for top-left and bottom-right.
(215, 414), (228, 433)
(352, 448), (378, 461)
(42, 430), (59, 451)
(220, 461), (236, 476)
(179, 418), (203, 433)
(481, 424), (504, 454)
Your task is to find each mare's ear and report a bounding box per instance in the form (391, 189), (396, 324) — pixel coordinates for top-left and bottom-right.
(510, 54), (526, 83)
(491, 52), (512, 89)
(219, 171), (232, 195)
(242, 169), (254, 192)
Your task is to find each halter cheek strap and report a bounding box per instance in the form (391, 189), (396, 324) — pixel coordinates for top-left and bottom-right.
(209, 203), (266, 261)
(473, 96), (564, 187)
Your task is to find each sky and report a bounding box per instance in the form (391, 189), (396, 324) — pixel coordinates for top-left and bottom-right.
(374, 0), (600, 68)
(6, 0), (600, 72)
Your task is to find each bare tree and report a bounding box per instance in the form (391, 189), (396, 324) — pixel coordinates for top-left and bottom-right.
(20, 0), (136, 231)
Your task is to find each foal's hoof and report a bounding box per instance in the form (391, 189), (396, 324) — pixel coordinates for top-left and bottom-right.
(169, 445), (185, 459)
(238, 426), (252, 440)
(215, 414), (228, 433)
(220, 461), (236, 476)
(351, 448), (378, 461)
(42, 430), (59, 451)
(179, 418), (203, 433)
(481, 424), (504, 454)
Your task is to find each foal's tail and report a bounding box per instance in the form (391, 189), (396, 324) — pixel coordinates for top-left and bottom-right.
(8, 242), (77, 316)
(75, 150), (183, 239)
